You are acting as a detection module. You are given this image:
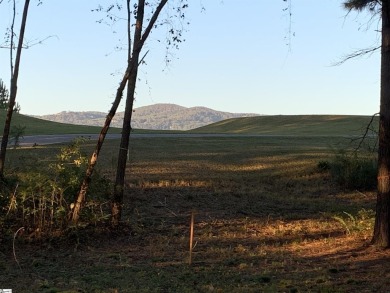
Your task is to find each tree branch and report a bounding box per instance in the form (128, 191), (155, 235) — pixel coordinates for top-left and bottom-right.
(10, 0), (16, 77)
(139, 50), (149, 66)
(0, 35), (58, 49)
(139, 0), (168, 49)
(352, 112), (379, 152)
(332, 45), (380, 66)
(127, 0), (131, 61)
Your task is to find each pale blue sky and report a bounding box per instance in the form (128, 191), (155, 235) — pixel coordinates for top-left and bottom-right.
(0, 0), (381, 115)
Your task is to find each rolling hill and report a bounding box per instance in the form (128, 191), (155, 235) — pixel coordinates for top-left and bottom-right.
(0, 111), (117, 135)
(190, 115), (379, 136)
(0, 111), (132, 136)
(34, 104), (259, 131)
(0, 110), (379, 137)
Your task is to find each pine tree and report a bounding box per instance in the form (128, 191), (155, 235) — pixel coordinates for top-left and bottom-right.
(344, 0), (390, 247)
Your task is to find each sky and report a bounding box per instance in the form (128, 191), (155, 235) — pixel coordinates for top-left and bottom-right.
(0, 0), (382, 116)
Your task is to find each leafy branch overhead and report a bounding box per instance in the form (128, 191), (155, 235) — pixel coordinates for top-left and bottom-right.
(92, 1), (189, 63)
(0, 0), (51, 50)
(71, 0), (190, 226)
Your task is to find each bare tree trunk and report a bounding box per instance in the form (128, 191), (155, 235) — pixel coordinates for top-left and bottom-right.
(71, 0), (169, 225)
(110, 0), (145, 227)
(372, 1), (390, 248)
(0, 0), (30, 179)
(111, 63), (138, 227)
(70, 64), (133, 223)
(110, 0), (168, 227)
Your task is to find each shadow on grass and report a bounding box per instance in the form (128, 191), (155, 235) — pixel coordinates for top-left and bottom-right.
(1, 136), (382, 292)
(3, 224), (388, 292)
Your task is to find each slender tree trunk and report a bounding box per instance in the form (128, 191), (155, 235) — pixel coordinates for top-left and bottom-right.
(70, 64), (133, 223)
(71, 0), (168, 225)
(372, 1), (390, 248)
(0, 0), (30, 179)
(111, 62), (138, 227)
(110, 0), (168, 227)
(110, 0), (145, 227)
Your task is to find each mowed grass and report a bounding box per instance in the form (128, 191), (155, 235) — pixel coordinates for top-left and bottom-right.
(2, 135), (389, 292)
(191, 115), (379, 136)
(0, 112), (379, 136)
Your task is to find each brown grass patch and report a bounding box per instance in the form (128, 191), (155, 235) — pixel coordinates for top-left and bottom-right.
(1, 136), (385, 292)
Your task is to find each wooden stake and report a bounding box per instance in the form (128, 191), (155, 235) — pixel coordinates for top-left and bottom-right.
(189, 210), (194, 265)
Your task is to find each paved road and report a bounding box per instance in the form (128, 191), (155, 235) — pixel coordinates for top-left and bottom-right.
(18, 133), (247, 147)
(19, 134), (122, 146)
(17, 132), (357, 147)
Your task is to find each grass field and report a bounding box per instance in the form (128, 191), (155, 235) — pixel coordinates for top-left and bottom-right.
(0, 112), (182, 135)
(0, 112), (120, 135)
(0, 112), (379, 136)
(1, 132), (388, 292)
(191, 115), (378, 136)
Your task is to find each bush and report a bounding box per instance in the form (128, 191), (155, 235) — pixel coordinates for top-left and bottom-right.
(0, 138), (112, 237)
(319, 150), (377, 190)
(317, 160), (331, 171)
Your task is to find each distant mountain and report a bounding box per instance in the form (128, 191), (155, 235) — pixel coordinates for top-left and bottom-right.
(33, 104), (259, 130)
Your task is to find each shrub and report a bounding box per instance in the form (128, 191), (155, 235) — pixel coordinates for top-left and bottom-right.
(317, 160), (331, 172)
(1, 138), (112, 237)
(319, 150), (377, 190)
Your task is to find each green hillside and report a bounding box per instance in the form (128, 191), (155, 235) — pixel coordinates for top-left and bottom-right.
(190, 115), (379, 136)
(0, 112), (122, 135)
(0, 112), (380, 137)
(0, 112), (184, 135)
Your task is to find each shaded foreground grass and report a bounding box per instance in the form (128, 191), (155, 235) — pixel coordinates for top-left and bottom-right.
(1, 136), (388, 292)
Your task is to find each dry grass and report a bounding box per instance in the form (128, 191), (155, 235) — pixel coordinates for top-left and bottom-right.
(1, 136), (388, 292)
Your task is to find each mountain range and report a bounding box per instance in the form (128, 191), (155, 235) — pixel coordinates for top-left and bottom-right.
(33, 103), (259, 131)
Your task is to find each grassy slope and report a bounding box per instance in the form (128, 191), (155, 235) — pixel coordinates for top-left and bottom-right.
(0, 112), (181, 135)
(190, 115), (378, 136)
(0, 111), (122, 135)
(0, 112), (379, 136)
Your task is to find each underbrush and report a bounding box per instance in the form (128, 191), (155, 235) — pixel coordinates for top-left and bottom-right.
(332, 208), (375, 235)
(0, 139), (112, 238)
(318, 150), (377, 191)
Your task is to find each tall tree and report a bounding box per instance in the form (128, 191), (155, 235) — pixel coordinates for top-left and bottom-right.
(343, 0), (390, 247)
(0, 0), (31, 179)
(71, 0), (187, 225)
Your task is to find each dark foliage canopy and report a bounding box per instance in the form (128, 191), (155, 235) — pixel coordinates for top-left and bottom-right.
(343, 0), (381, 12)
